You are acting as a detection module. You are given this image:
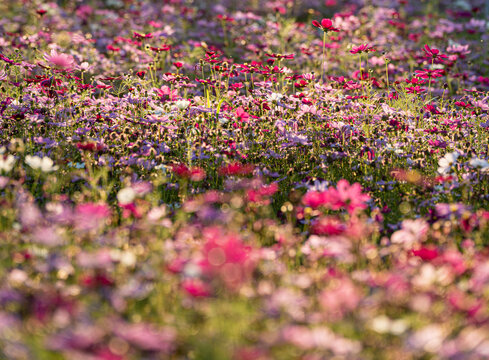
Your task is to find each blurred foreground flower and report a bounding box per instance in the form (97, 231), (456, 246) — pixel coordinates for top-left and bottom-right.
(0, 154), (15, 172)
(43, 49), (75, 70)
(25, 155), (58, 172)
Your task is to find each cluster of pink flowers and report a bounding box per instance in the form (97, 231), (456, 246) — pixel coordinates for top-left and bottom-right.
(199, 227), (256, 290)
(302, 179), (370, 214)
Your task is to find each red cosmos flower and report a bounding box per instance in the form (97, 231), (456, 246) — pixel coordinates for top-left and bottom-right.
(171, 163), (206, 181)
(39, 76), (59, 88)
(294, 79), (308, 88)
(422, 44), (448, 62)
(217, 14), (234, 22)
(150, 45), (171, 52)
(76, 142), (105, 152)
(218, 162), (254, 176)
(36, 9), (47, 16)
(415, 68), (444, 79)
(424, 104), (442, 114)
(106, 44), (120, 52)
(454, 101), (472, 108)
(133, 31), (153, 39)
(173, 62), (183, 69)
(406, 85), (425, 94)
(265, 53), (295, 60)
(312, 18), (340, 32)
(350, 44), (376, 54)
(411, 247), (439, 261)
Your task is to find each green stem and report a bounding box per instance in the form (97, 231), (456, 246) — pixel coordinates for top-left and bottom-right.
(321, 31), (326, 83)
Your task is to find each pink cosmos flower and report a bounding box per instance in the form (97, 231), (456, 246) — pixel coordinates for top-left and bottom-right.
(182, 278), (211, 298)
(311, 216), (346, 236)
(218, 162), (254, 176)
(303, 179), (370, 214)
(319, 278), (361, 320)
(74, 203), (111, 231)
(422, 44), (448, 63)
(154, 85), (179, 100)
(235, 107), (250, 123)
(171, 163), (206, 181)
(312, 18), (340, 32)
(199, 227), (256, 289)
(43, 50), (75, 70)
(350, 44), (376, 54)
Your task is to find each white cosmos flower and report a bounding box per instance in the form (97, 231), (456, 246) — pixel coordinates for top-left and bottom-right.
(0, 154), (15, 172)
(175, 99), (190, 110)
(117, 187), (136, 204)
(437, 152), (459, 174)
(25, 155), (58, 172)
(267, 92), (284, 102)
(469, 157), (489, 170)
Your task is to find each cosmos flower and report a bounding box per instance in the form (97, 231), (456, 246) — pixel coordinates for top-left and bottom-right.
(437, 152), (459, 174)
(43, 50), (75, 70)
(469, 157), (489, 171)
(117, 187), (137, 205)
(312, 18), (340, 32)
(0, 154), (15, 172)
(25, 155), (58, 172)
(350, 44), (376, 54)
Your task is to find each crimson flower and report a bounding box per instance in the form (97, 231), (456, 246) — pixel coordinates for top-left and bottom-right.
(265, 53), (295, 60)
(312, 18), (340, 32)
(350, 44), (376, 54)
(415, 68), (444, 79)
(171, 163), (206, 181)
(182, 279), (210, 297)
(406, 85), (425, 94)
(133, 32), (153, 39)
(150, 45), (171, 52)
(411, 247), (439, 261)
(218, 162), (254, 176)
(422, 45), (448, 62)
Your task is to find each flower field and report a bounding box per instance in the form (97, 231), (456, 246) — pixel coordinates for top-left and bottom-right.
(1, 0), (489, 358)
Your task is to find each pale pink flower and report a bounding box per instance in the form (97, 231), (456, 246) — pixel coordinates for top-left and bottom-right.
(43, 50), (75, 70)
(319, 278), (361, 320)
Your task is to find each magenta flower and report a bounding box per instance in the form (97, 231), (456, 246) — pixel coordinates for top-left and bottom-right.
(43, 50), (75, 70)
(74, 203), (111, 231)
(329, 179), (370, 214)
(350, 44), (376, 54)
(422, 44), (448, 63)
(312, 18), (340, 32)
(154, 85), (179, 100)
(302, 179), (370, 214)
(199, 227), (256, 289)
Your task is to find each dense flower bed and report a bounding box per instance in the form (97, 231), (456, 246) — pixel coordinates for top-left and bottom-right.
(1, 0), (489, 358)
